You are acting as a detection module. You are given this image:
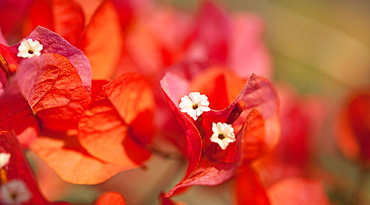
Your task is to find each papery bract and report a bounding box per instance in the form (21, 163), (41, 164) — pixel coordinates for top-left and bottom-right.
(17, 26), (92, 90)
(30, 131), (128, 184)
(14, 53), (90, 132)
(0, 132), (69, 204)
(26, 0), (85, 45)
(0, 88), (39, 147)
(234, 163), (270, 205)
(95, 192), (126, 205)
(78, 0), (123, 79)
(78, 73), (155, 167)
(0, 0), (34, 38)
(161, 70), (279, 197)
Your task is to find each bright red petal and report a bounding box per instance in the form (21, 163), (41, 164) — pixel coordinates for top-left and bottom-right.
(78, 1), (123, 79)
(234, 163), (270, 205)
(234, 74), (280, 154)
(95, 192), (126, 205)
(0, 0), (34, 37)
(0, 87), (39, 147)
(26, 0), (85, 45)
(161, 73), (202, 180)
(15, 53), (90, 131)
(241, 109), (268, 162)
(190, 68), (245, 110)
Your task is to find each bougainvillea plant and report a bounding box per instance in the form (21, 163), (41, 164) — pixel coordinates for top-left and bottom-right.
(0, 0), (346, 204)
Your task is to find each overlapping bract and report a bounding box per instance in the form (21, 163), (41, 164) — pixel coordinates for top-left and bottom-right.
(0, 26), (156, 184)
(161, 69), (279, 197)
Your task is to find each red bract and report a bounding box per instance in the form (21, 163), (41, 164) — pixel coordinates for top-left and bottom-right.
(31, 73), (156, 184)
(95, 192), (126, 205)
(234, 163), (270, 205)
(14, 53), (90, 131)
(254, 85), (327, 185)
(161, 69), (279, 197)
(0, 132), (69, 204)
(25, 0), (85, 45)
(78, 73), (155, 168)
(0, 26), (91, 145)
(21, 26), (92, 89)
(24, 0), (123, 80)
(78, 0), (123, 80)
(0, 0), (35, 38)
(336, 88), (370, 167)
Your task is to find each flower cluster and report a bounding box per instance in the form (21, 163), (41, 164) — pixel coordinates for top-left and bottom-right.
(0, 0), (357, 204)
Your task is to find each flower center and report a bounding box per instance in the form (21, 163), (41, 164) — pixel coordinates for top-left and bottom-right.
(10, 192), (17, 200)
(27, 50), (34, 54)
(218, 134), (225, 140)
(192, 104), (199, 109)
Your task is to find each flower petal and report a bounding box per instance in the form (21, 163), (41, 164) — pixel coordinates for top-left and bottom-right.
(78, 1), (123, 79)
(14, 53), (90, 131)
(234, 163), (270, 205)
(0, 132), (69, 204)
(161, 73), (202, 179)
(165, 157), (239, 197)
(18, 26), (92, 90)
(78, 73), (154, 167)
(30, 132), (126, 184)
(95, 192), (126, 205)
(0, 87), (39, 147)
(26, 0), (85, 45)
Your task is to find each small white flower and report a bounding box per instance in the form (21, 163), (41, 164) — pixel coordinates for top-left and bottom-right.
(0, 179), (32, 204)
(210, 122), (236, 150)
(0, 153), (10, 169)
(179, 92), (211, 120)
(17, 39), (43, 58)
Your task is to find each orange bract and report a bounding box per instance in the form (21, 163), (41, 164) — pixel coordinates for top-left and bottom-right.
(78, 73), (155, 176)
(30, 134), (127, 184)
(78, 1), (123, 79)
(95, 192), (126, 205)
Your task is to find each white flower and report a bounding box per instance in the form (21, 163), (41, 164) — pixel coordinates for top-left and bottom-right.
(0, 179), (32, 204)
(17, 39), (43, 58)
(179, 92), (211, 120)
(0, 153), (10, 169)
(210, 122), (236, 150)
